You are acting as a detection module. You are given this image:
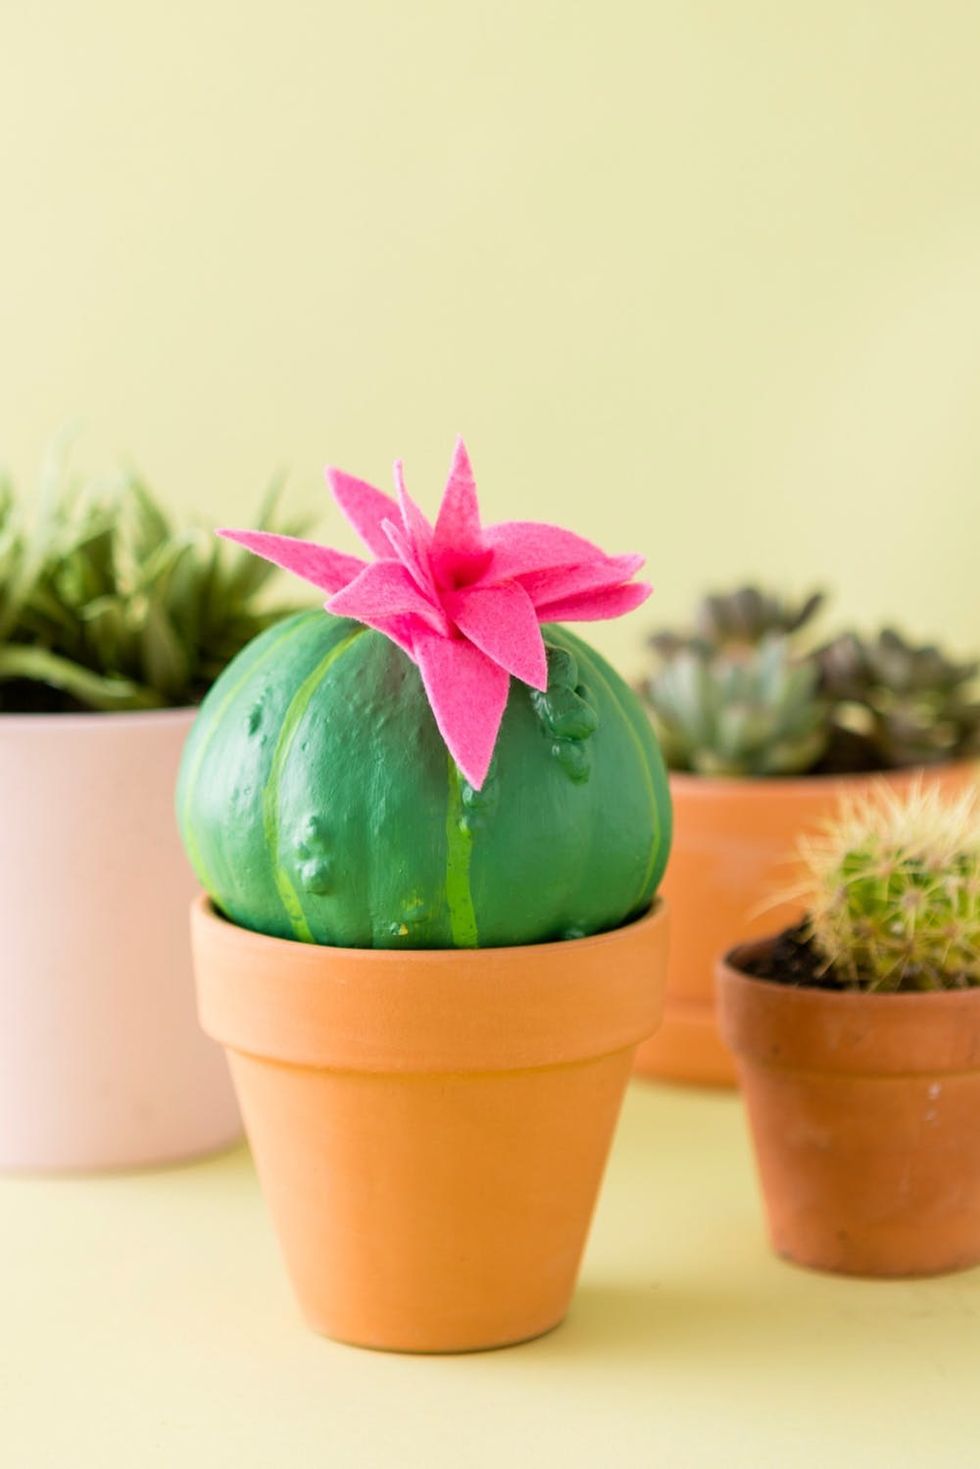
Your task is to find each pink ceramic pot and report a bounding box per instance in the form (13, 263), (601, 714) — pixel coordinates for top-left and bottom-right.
(0, 709), (240, 1171)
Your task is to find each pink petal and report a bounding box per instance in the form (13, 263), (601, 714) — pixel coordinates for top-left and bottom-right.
(382, 516), (438, 599)
(430, 436), (490, 587)
(393, 460), (434, 547)
(413, 630), (511, 790)
(392, 461), (437, 594)
(327, 560), (448, 634)
(516, 553), (645, 608)
(483, 520), (604, 580)
(331, 608), (425, 659)
(325, 467), (400, 559)
(446, 580), (548, 690)
(536, 581), (653, 622)
(217, 529), (365, 593)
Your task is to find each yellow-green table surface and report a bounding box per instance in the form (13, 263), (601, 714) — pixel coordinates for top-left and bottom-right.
(3, 1083), (978, 1468)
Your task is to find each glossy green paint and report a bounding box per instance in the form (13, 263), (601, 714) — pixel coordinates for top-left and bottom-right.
(177, 610), (672, 949)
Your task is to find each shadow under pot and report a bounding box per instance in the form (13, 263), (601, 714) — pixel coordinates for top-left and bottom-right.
(191, 895), (670, 1353)
(718, 937), (980, 1278)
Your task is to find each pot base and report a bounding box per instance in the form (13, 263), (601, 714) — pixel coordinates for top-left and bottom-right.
(0, 1123), (242, 1178)
(774, 1244), (980, 1281)
(305, 1310), (567, 1355)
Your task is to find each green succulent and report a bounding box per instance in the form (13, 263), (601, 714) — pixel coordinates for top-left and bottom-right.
(818, 628), (980, 770)
(649, 585), (824, 660)
(800, 781), (980, 991)
(643, 584), (979, 778)
(644, 635), (828, 777)
(0, 447), (308, 714)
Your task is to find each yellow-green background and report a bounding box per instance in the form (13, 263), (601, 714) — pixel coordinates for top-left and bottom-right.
(2, 0), (980, 674)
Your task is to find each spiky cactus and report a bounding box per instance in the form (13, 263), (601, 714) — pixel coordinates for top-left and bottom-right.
(799, 783), (980, 992)
(644, 635), (828, 777)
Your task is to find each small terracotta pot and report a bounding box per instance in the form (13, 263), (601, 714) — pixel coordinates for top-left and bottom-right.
(718, 938), (980, 1277)
(635, 759), (978, 1088)
(191, 895), (669, 1352)
(0, 710), (240, 1171)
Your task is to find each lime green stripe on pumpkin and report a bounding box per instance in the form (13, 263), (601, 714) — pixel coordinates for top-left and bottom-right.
(262, 625), (366, 942)
(180, 612), (320, 893)
(445, 755), (479, 948)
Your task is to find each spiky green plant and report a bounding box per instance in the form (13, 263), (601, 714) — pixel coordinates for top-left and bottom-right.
(0, 448), (307, 713)
(644, 635), (828, 777)
(817, 628), (980, 770)
(799, 782), (980, 991)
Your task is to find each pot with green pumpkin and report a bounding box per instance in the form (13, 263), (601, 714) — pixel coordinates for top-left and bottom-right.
(635, 586), (979, 1087)
(179, 439), (672, 1352)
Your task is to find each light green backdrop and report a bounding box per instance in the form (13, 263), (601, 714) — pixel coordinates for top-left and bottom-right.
(2, 1), (979, 673)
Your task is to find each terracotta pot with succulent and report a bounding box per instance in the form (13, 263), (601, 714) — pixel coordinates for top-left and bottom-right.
(718, 782), (980, 1277)
(0, 448), (301, 1170)
(635, 586), (979, 1086)
(181, 438), (672, 1352)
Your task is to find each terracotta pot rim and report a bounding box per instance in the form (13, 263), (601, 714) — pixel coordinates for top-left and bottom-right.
(0, 705), (197, 732)
(198, 892), (665, 964)
(718, 937), (980, 1076)
(667, 756), (977, 800)
(192, 894), (670, 1073)
(722, 933), (980, 1006)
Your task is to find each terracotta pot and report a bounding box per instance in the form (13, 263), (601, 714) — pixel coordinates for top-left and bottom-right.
(191, 894), (669, 1353)
(0, 710), (240, 1171)
(718, 938), (980, 1277)
(635, 759), (979, 1087)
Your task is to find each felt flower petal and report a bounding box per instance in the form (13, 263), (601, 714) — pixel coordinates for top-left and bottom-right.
(516, 553), (645, 609)
(431, 436), (491, 586)
(225, 439), (654, 792)
(326, 468), (401, 559)
(328, 608), (425, 659)
(217, 530), (365, 593)
(414, 629), (511, 790)
(447, 579), (548, 690)
(327, 560), (447, 634)
(536, 581), (653, 623)
(381, 516), (437, 599)
(393, 460), (434, 548)
(392, 461), (437, 593)
(483, 520), (604, 580)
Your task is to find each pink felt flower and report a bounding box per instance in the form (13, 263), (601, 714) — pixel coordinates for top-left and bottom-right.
(219, 438), (651, 789)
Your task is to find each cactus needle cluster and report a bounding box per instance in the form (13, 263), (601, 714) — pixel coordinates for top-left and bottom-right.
(798, 782), (980, 992)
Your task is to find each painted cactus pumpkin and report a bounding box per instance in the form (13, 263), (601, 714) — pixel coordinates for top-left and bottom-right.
(178, 438), (671, 949)
(178, 610), (670, 948)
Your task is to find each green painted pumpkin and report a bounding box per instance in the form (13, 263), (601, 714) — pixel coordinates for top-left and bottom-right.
(178, 609), (671, 949)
